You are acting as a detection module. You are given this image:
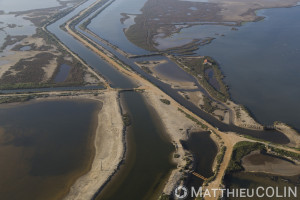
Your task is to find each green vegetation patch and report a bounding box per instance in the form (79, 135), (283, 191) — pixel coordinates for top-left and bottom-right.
(201, 96), (217, 113)
(205, 145), (227, 184)
(226, 141), (265, 173)
(0, 95), (32, 104)
(1, 35), (27, 50)
(216, 146), (227, 169)
(122, 113), (131, 126)
(0, 33), (90, 89)
(0, 82), (84, 90)
(160, 99), (170, 105)
(124, 0), (221, 51)
(176, 56), (229, 102)
(0, 53), (54, 84)
(159, 193), (170, 200)
(269, 147), (300, 161)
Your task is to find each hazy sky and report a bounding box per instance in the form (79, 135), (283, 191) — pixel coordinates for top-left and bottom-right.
(0, 0), (61, 12)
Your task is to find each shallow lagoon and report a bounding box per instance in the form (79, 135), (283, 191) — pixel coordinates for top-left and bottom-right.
(197, 6), (300, 129)
(0, 14), (35, 50)
(0, 99), (100, 200)
(88, 0), (149, 55)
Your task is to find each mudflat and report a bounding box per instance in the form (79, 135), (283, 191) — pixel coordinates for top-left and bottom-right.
(242, 151), (300, 176)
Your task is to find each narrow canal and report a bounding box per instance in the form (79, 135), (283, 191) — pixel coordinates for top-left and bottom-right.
(96, 91), (175, 199)
(48, 1), (182, 199)
(44, 0), (291, 199)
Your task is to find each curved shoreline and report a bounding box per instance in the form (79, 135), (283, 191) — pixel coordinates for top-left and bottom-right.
(0, 90), (125, 199)
(56, 1), (300, 199)
(0, 95), (101, 200)
(38, 0), (300, 199)
(73, 12), (292, 144)
(73, 0), (300, 135)
(64, 91), (124, 200)
(2, 1), (296, 200)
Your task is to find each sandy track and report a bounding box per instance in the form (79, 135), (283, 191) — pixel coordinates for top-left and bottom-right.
(64, 23), (300, 197)
(42, 8), (109, 88)
(143, 90), (201, 195)
(46, 1), (300, 199)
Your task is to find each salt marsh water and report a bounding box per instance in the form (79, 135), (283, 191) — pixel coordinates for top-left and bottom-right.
(0, 14), (35, 49)
(88, 0), (149, 54)
(0, 100), (100, 200)
(154, 24), (232, 50)
(181, 132), (218, 190)
(198, 6), (300, 130)
(54, 64), (71, 82)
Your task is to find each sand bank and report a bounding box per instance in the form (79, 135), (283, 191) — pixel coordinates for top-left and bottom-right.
(64, 91), (124, 200)
(142, 90), (202, 195)
(274, 122), (300, 148)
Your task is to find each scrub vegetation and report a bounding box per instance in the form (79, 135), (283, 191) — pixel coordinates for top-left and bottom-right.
(226, 142), (266, 173)
(160, 99), (170, 105)
(175, 56), (229, 102)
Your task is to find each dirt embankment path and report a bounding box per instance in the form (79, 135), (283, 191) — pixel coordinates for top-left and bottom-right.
(42, 0), (109, 88)
(65, 9), (237, 195)
(84, 28), (134, 58)
(60, 2), (300, 199)
(142, 90), (201, 195)
(0, 90), (125, 200)
(1, 1), (300, 199)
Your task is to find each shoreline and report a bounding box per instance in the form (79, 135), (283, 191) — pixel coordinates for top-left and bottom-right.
(142, 90), (202, 196)
(0, 94), (101, 200)
(44, 0), (300, 198)
(1, 0), (298, 200)
(122, 0), (300, 51)
(77, 9), (300, 138)
(71, 0), (300, 141)
(63, 90), (125, 200)
(91, 91), (130, 199)
(0, 0), (107, 90)
(134, 59), (198, 90)
(0, 90), (126, 200)
(62, 0), (298, 138)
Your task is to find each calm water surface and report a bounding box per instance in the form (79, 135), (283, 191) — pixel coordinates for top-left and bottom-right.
(181, 132), (218, 191)
(97, 91), (175, 200)
(54, 64), (71, 82)
(155, 59), (195, 82)
(75, 0), (290, 144)
(88, 0), (149, 54)
(47, 0), (135, 88)
(0, 100), (100, 200)
(197, 6), (300, 129)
